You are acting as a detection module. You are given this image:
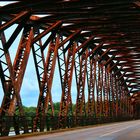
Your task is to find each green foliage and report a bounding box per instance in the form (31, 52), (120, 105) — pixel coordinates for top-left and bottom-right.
(23, 106), (36, 117)
(53, 102), (60, 111)
(20, 102), (76, 117)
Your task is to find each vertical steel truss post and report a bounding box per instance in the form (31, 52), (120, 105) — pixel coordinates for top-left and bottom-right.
(120, 84), (129, 117)
(32, 37), (46, 132)
(111, 72), (118, 118)
(127, 94), (132, 117)
(129, 96), (133, 117)
(94, 60), (98, 118)
(124, 89), (128, 116)
(57, 36), (66, 128)
(75, 49), (87, 125)
(32, 31), (59, 132)
(108, 70), (115, 119)
(126, 95), (129, 116)
(108, 68), (113, 118)
(126, 90), (132, 117)
(119, 82), (128, 117)
(58, 41), (76, 128)
(103, 66), (109, 118)
(106, 66), (112, 118)
(112, 72), (129, 118)
(96, 63), (103, 118)
(87, 57), (96, 118)
(126, 90), (130, 117)
(117, 80), (123, 117)
(0, 26), (33, 135)
(121, 86), (125, 116)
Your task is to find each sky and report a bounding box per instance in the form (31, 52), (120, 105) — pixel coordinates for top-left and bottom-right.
(0, 2), (88, 107)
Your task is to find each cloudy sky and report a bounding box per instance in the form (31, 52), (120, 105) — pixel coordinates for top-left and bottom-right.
(0, 2), (88, 107)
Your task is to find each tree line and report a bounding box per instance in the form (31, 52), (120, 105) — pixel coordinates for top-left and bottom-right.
(22, 102), (76, 117)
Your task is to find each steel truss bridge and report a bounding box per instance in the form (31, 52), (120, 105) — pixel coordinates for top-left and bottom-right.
(0, 0), (140, 137)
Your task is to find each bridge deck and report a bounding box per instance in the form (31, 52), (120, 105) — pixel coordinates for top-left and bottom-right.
(4, 120), (140, 140)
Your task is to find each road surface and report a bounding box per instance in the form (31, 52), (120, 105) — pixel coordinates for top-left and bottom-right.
(16, 120), (140, 140)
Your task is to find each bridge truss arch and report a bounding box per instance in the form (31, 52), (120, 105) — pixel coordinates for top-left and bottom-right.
(0, 0), (140, 136)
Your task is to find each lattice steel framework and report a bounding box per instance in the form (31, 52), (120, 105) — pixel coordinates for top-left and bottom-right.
(0, 0), (140, 136)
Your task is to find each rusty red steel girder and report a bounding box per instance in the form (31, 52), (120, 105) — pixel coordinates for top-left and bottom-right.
(58, 42), (76, 128)
(0, 0), (139, 135)
(32, 33), (59, 132)
(87, 58), (96, 117)
(75, 50), (87, 120)
(57, 35), (74, 127)
(0, 20), (33, 135)
(103, 66), (109, 117)
(96, 62), (104, 118)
